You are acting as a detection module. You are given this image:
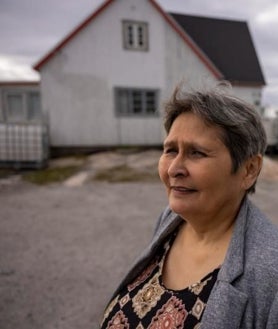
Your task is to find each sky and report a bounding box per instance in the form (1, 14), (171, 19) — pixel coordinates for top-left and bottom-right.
(1, 0), (278, 109)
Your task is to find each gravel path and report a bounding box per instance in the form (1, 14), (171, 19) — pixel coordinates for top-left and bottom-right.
(0, 180), (167, 329)
(0, 158), (278, 329)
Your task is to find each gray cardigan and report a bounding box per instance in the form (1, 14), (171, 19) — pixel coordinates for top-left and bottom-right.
(111, 198), (278, 328)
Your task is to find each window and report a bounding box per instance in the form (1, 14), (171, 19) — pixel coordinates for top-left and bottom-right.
(252, 90), (261, 107)
(4, 91), (41, 122)
(122, 20), (148, 51)
(27, 92), (41, 120)
(6, 94), (24, 122)
(115, 88), (158, 116)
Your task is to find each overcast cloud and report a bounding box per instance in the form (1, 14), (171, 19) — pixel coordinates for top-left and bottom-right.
(0, 0), (278, 108)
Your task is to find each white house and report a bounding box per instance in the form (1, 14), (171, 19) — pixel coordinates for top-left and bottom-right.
(34, 0), (265, 150)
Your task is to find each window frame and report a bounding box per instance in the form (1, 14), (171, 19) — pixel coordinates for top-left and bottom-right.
(115, 87), (159, 117)
(5, 92), (26, 122)
(3, 90), (41, 123)
(27, 92), (41, 121)
(122, 20), (149, 51)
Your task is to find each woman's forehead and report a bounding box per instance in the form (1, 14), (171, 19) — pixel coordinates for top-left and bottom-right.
(165, 113), (227, 148)
(168, 112), (223, 136)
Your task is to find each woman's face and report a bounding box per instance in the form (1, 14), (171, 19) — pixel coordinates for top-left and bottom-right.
(158, 112), (248, 222)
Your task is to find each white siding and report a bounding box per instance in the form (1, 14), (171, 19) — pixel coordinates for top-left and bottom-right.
(232, 85), (263, 113)
(0, 90), (4, 122)
(163, 21), (217, 97)
(40, 0), (167, 146)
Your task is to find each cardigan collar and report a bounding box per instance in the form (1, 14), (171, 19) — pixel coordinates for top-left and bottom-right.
(217, 196), (249, 283)
(200, 197), (250, 328)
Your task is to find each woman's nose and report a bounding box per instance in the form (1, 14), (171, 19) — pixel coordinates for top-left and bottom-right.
(168, 155), (189, 178)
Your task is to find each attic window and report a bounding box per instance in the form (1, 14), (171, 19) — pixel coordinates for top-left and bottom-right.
(115, 88), (158, 116)
(122, 21), (148, 51)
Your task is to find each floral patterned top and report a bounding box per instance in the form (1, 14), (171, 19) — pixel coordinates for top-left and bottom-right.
(100, 235), (220, 329)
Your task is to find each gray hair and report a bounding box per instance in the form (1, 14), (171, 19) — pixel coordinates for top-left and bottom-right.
(164, 82), (267, 194)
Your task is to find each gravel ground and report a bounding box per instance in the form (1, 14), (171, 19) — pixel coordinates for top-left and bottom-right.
(0, 154), (278, 329)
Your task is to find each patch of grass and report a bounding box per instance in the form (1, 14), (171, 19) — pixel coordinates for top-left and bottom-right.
(0, 169), (17, 179)
(22, 166), (79, 185)
(94, 164), (159, 183)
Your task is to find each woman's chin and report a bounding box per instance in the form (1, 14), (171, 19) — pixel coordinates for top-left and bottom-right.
(169, 200), (192, 218)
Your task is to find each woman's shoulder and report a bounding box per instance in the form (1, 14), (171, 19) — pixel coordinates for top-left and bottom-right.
(246, 199), (278, 265)
(248, 199), (278, 240)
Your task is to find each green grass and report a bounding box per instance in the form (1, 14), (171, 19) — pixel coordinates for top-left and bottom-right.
(22, 166), (79, 185)
(94, 164), (159, 183)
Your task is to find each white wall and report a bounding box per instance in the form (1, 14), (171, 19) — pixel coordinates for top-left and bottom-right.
(0, 89), (4, 121)
(41, 0), (167, 146)
(163, 21), (218, 97)
(232, 85), (263, 113)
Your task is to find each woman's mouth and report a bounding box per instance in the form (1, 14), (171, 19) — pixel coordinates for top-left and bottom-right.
(171, 186), (197, 193)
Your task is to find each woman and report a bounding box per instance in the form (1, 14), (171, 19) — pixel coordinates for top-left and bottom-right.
(100, 84), (278, 328)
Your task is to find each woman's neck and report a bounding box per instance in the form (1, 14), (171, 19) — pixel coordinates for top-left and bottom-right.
(178, 196), (244, 246)
(178, 217), (235, 250)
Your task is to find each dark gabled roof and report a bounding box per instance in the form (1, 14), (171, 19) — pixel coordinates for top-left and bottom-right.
(170, 13), (265, 85)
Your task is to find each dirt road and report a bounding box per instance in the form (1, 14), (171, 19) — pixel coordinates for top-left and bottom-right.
(0, 170), (278, 329)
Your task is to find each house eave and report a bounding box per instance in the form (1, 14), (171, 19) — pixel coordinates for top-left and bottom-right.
(33, 0), (115, 71)
(0, 81), (40, 87)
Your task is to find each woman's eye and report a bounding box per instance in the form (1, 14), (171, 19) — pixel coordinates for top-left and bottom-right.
(190, 150), (206, 158)
(164, 148), (177, 154)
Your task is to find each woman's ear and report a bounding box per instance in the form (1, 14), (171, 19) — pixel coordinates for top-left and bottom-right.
(242, 154), (263, 191)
